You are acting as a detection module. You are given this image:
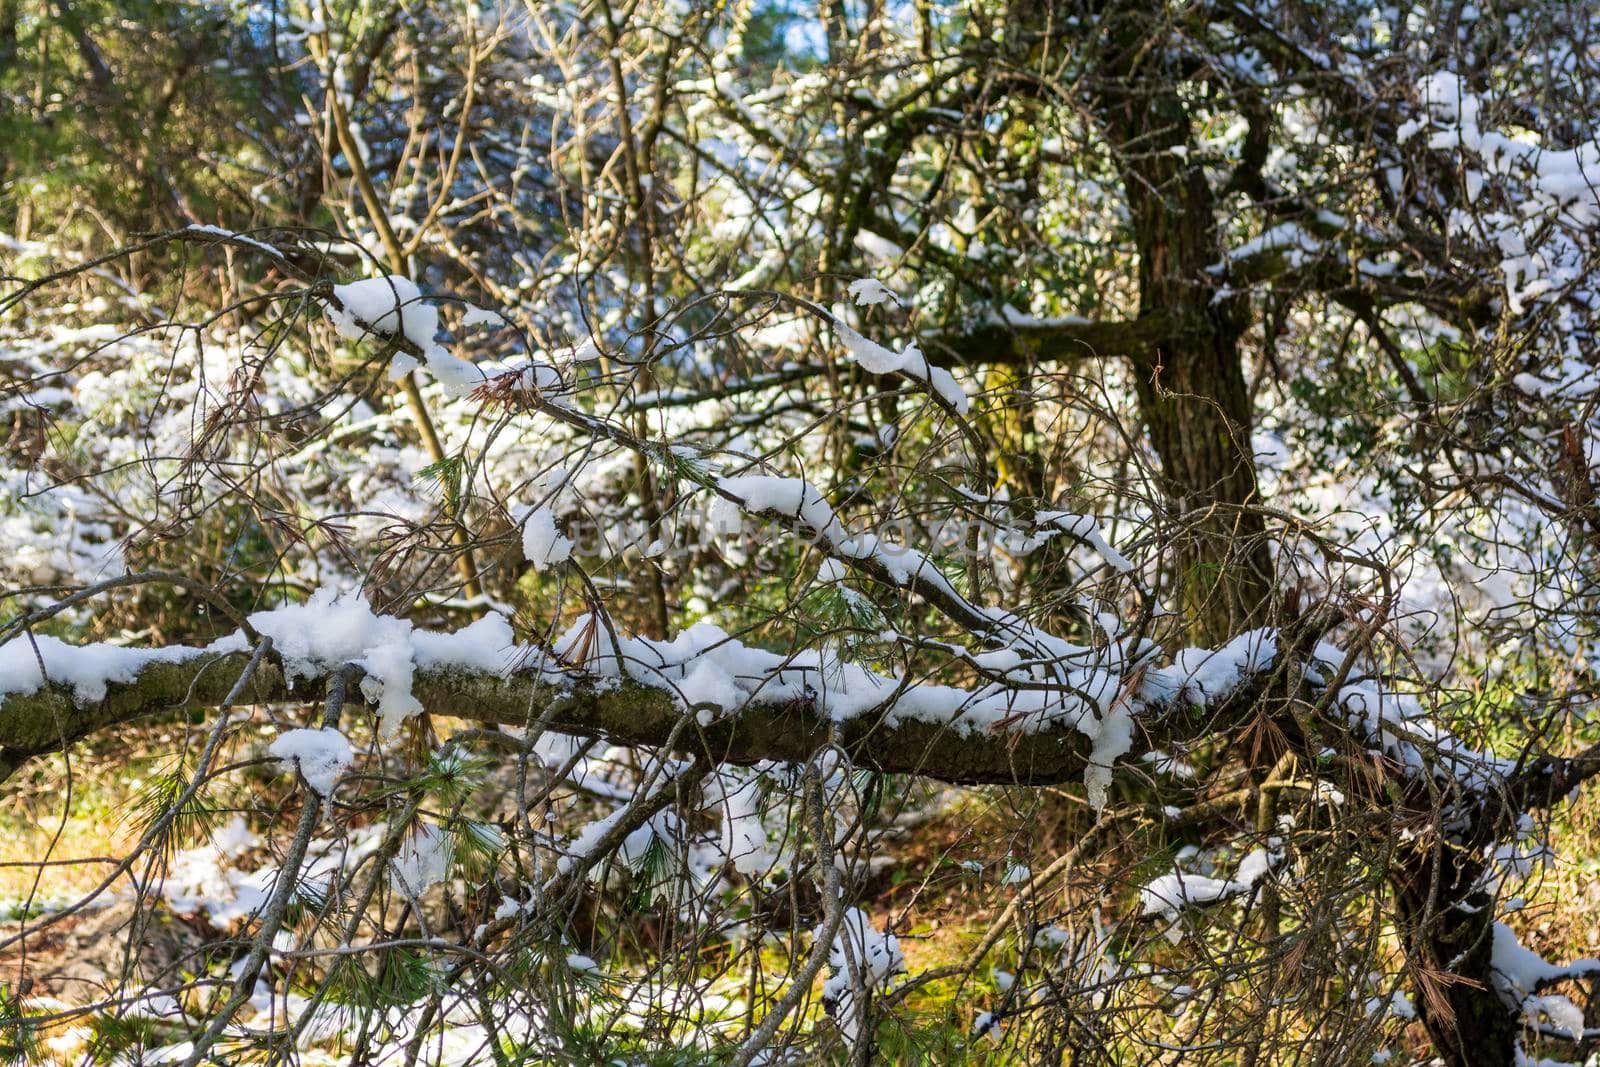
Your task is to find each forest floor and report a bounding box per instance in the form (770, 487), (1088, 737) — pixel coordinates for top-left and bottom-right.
(2, 717), (1599, 1065)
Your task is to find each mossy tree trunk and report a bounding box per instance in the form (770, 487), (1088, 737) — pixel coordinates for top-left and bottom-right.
(1091, 28), (1274, 645)
(1391, 858), (1522, 1066)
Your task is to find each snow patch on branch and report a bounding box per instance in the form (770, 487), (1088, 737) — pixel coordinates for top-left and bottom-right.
(1139, 841), (1283, 939)
(323, 275), (485, 396)
(269, 727), (353, 796)
(820, 907), (904, 1042)
(557, 799), (682, 876)
(830, 309), (969, 414)
(0, 633), (215, 703)
(1488, 922), (1600, 1044)
(186, 224), (283, 259)
(1160, 629), (1278, 705)
(1038, 511), (1134, 573)
(1317, 642), (1515, 789)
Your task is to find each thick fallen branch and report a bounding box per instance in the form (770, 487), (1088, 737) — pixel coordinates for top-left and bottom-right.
(0, 649), (1128, 786)
(13, 608), (1598, 818)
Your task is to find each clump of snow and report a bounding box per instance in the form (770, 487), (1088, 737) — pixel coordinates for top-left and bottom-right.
(709, 769), (771, 876)
(820, 907), (905, 1041)
(837, 909), (905, 983)
(410, 612), (517, 673)
(1486, 814), (1554, 889)
(521, 506), (574, 569)
(461, 303), (507, 328)
(1364, 990), (1417, 1021)
(562, 806), (623, 863)
(1139, 842), (1282, 937)
(830, 310), (969, 414)
(390, 822), (453, 896)
(566, 337), (603, 363)
(1490, 922), (1598, 1001)
(1084, 696), (1136, 812)
(1164, 628), (1278, 704)
(269, 727), (354, 796)
(246, 587), (522, 737)
(493, 891), (536, 923)
(325, 276), (435, 350)
(323, 275), (485, 396)
(846, 278), (898, 307)
(1322, 640), (1515, 789)
(250, 587), (421, 736)
(1210, 221), (1324, 273)
(1523, 993), (1584, 1039)
(1139, 872), (1242, 920)
(718, 475), (851, 545)
(513, 359), (564, 395)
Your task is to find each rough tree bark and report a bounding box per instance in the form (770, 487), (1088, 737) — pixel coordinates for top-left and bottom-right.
(1390, 870), (1520, 1067)
(1091, 25), (1275, 646)
(1002, 0), (1274, 646)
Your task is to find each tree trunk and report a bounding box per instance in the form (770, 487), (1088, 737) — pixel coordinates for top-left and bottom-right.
(1128, 296), (1272, 646)
(1391, 859), (1521, 1066)
(1002, 0), (1272, 644)
(0, 0), (16, 78)
(1104, 88), (1274, 644)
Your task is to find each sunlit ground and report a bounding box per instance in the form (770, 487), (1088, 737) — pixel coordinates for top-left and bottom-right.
(5, 713), (1599, 1065)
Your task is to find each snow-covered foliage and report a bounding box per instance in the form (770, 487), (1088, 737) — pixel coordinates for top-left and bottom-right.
(819, 907), (905, 1042)
(6, 0), (1600, 1064)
